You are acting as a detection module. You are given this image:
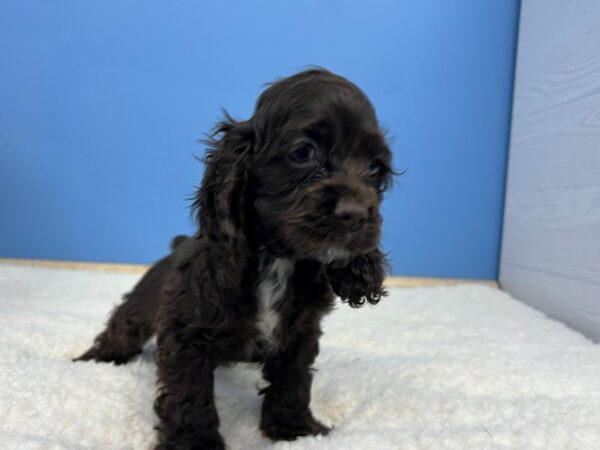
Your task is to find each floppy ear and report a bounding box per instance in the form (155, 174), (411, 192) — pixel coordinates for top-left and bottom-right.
(195, 114), (254, 244)
(327, 249), (389, 307)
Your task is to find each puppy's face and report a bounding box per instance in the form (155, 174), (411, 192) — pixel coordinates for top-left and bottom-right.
(249, 71), (392, 260)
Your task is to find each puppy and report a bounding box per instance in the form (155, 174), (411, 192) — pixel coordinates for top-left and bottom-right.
(75, 69), (393, 449)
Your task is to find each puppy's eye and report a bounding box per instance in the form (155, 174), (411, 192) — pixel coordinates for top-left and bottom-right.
(290, 141), (316, 163)
(368, 160), (382, 176)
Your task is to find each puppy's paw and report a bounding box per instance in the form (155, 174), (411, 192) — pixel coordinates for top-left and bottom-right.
(72, 343), (140, 365)
(156, 442), (224, 450)
(261, 414), (331, 441)
(155, 429), (225, 450)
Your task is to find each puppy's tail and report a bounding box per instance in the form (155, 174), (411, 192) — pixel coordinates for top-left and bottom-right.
(171, 234), (189, 251)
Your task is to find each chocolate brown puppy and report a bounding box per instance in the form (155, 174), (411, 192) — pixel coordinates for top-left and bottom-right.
(75, 69), (393, 449)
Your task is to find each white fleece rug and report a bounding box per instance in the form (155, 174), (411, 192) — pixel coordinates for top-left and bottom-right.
(1, 264), (600, 450)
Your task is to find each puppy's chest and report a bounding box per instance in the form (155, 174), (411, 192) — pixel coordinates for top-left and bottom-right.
(254, 257), (295, 352)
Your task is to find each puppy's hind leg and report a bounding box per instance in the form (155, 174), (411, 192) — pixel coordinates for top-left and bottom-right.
(74, 290), (157, 365)
(74, 236), (187, 365)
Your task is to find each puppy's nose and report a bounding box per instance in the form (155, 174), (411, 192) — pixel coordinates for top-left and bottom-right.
(335, 200), (368, 232)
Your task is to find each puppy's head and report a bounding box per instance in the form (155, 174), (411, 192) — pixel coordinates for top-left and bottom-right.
(197, 69), (392, 266)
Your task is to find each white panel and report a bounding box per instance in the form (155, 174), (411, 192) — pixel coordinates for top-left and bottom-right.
(501, 264), (600, 342)
(500, 0), (600, 341)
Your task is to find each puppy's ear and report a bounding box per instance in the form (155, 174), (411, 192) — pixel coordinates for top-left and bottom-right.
(327, 249), (389, 307)
(195, 114), (254, 243)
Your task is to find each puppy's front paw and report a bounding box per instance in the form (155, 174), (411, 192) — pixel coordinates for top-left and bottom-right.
(261, 414), (331, 441)
(155, 429), (225, 450)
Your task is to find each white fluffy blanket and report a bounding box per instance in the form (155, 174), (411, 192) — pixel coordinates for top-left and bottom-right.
(1, 264), (600, 449)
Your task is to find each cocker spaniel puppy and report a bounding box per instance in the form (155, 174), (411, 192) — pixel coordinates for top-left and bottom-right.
(75, 68), (393, 449)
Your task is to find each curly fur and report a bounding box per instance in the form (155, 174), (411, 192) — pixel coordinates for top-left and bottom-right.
(75, 68), (393, 449)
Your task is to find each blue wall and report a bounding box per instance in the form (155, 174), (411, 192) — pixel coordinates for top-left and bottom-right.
(0, 1), (519, 279)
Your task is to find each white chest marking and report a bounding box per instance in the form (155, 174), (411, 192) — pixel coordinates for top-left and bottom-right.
(255, 257), (294, 351)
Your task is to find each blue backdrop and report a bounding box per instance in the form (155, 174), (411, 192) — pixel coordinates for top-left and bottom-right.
(0, 1), (520, 279)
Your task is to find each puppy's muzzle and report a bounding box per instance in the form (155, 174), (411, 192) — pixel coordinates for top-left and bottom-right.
(334, 199), (369, 232)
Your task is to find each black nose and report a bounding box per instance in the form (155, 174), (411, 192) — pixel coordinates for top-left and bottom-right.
(334, 199), (368, 232)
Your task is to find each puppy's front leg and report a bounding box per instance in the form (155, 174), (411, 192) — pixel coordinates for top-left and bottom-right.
(154, 327), (224, 450)
(260, 336), (330, 441)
